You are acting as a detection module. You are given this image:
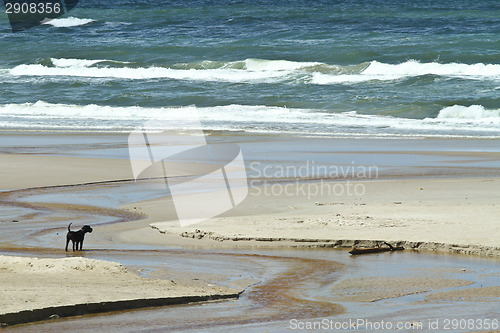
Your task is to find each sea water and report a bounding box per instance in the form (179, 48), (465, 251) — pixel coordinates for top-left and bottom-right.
(0, 0), (499, 137)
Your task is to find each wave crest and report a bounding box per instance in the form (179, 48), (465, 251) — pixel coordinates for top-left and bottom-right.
(312, 60), (500, 84)
(7, 58), (500, 84)
(436, 105), (500, 120)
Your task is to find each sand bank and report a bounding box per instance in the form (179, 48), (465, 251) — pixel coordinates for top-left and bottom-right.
(329, 276), (474, 302)
(423, 286), (500, 303)
(141, 177), (500, 256)
(0, 255), (242, 326)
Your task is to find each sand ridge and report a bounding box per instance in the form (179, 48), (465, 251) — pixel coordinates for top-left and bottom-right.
(144, 178), (500, 255)
(0, 255), (242, 325)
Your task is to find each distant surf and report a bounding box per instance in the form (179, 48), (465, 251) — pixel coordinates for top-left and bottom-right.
(312, 60), (500, 84)
(8, 58), (500, 84)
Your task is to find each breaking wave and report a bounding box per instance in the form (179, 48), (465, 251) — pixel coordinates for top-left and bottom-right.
(0, 101), (498, 137)
(7, 58), (500, 84)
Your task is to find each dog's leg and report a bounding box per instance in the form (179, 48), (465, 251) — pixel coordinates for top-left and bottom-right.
(65, 237), (70, 252)
(72, 240), (76, 251)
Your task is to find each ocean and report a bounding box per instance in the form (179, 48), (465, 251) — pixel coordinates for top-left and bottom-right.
(0, 0), (499, 137)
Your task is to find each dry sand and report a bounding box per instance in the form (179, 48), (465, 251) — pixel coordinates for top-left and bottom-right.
(142, 178), (500, 256)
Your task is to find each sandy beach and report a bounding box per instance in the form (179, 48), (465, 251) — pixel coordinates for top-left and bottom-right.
(0, 132), (499, 329)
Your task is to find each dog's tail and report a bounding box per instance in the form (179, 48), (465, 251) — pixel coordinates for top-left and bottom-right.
(68, 222), (72, 232)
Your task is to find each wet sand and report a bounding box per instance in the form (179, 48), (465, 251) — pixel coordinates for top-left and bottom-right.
(0, 132), (499, 329)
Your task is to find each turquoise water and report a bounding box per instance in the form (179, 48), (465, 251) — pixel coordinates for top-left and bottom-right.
(0, 0), (499, 136)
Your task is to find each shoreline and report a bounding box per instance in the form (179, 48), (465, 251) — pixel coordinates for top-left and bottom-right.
(2, 128), (500, 139)
(154, 228), (500, 257)
(0, 291), (241, 328)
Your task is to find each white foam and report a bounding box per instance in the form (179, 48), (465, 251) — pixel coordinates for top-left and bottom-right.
(9, 60), (290, 82)
(1, 102), (499, 137)
(51, 58), (105, 68)
(43, 17), (95, 28)
(436, 105), (500, 120)
(243, 58), (322, 71)
(312, 72), (388, 84)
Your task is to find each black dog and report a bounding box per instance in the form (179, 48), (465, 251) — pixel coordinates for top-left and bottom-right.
(65, 223), (93, 251)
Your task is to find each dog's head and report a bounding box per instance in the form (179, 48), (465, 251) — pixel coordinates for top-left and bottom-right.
(82, 225), (93, 233)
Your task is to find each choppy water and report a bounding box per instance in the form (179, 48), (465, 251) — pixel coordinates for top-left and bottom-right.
(0, 0), (499, 136)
